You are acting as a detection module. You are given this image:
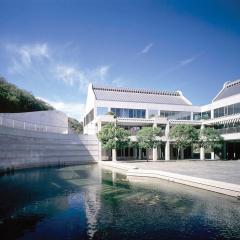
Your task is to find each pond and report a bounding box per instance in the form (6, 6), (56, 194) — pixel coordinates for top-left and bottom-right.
(0, 164), (239, 240)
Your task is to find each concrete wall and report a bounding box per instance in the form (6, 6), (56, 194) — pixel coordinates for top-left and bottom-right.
(0, 110), (68, 134)
(0, 125), (99, 172)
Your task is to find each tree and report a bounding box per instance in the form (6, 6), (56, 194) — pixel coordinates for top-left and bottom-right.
(199, 127), (223, 152)
(0, 76), (54, 112)
(170, 124), (198, 160)
(97, 123), (130, 161)
(137, 127), (163, 161)
(68, 117), (83, 134)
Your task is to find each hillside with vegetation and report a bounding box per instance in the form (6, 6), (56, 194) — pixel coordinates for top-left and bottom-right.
(0, 77), (83, 134)
(0, 77), (54, 113)
(68, 117), (83, 134)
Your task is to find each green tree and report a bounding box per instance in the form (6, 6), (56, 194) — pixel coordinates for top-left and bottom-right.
(199, 127), (223, 152)
(0, 76), (54, 113)
(97, 123), (130, 161)
(137, 127), (163, 161)
(68, 117), (83, 134)
(170, 124), (199, 160)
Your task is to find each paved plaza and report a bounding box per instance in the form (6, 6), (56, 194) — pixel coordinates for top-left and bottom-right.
(121, 160), (240, 185)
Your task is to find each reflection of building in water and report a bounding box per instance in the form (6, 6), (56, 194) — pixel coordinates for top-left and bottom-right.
(83, 166), (102, 239)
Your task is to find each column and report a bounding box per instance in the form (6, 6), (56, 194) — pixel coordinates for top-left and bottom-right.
(211, 152), (215, 160)
(112, 149), (117, 162)
(165, 141), (170, 161)
(180, 149), (184, 160)
(134, 148), (138, 160)
(153, 147), (158, 161)
(138, 148), (142, 160)
(165, 122), (170, 161)
(153, 121), (158, 161)
(200, 124), (205, 160)
(200, 147), (205, 160)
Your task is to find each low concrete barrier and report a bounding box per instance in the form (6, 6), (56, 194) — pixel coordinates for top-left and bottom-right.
(100, 161), (240, 198)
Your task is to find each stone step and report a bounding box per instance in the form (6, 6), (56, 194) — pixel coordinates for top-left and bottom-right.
(0, 125), (99, 170)
(0, 155), (97, 170)
(0, 136), (98, 145)
(0, 149), (99, 159)
(0, 126), (98, 140)
(0, 143), (99, 151)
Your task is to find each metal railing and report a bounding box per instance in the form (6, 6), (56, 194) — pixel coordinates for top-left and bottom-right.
(217, 127), (240, 135)
(0, 115), (69, 134)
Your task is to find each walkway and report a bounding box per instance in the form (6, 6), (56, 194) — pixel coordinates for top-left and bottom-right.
(100, 160), (240, 198)
(124, 160), (240, 185)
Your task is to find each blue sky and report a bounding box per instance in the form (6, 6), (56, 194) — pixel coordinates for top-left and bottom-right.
(0, 0), (240, 120)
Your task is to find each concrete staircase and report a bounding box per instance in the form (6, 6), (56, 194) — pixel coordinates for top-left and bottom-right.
(0, 126), (99, 171)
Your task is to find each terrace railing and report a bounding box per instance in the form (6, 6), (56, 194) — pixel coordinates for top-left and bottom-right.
(0, 115), (69, 134)
(217, 127), (240, 135)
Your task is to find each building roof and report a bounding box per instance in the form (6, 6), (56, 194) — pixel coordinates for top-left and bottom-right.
(92, 85), (192, 105)
(213, 79), (240, 102)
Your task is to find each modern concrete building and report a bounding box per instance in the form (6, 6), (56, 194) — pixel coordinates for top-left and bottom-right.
(84, 79), (240, 161)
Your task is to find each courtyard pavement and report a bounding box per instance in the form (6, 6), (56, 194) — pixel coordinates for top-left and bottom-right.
(119, 160), (240, 185)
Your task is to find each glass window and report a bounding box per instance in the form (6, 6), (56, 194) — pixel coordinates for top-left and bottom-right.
(218, 107), (225, 117)
(234, 103), (240, 114)
(129, 109), (133, 118)
(193, 112), (201, 120)
(202, 111), (211, 120)
(97, 107), (108, 116)
(123, 109), (129, 118)
(228, 105), (234, 116)
(148, 109), (158, 118)
(85, 108), (94, 125)
(110, 108), (145, 118)
(160, 111), (190, 120)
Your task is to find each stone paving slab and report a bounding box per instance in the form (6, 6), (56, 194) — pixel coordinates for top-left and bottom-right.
(121, 160), (240, 185)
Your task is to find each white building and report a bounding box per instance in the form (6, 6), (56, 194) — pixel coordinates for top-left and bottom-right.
(84, 80), (240, 161)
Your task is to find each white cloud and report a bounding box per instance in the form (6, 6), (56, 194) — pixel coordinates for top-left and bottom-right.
(6, 43), (50, 68)
(55, 64), (110, 91)
(5, 42), (111, 92)
(111, 77), (126, 87)
(139, 43), (154, 55)
(38, 97), (85, 121)
(160, 52), (204, 76)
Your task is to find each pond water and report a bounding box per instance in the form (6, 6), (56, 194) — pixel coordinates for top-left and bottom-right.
(0, 164), (239, 240)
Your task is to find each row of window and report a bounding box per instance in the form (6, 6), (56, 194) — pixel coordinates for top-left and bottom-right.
(95, 103), (240, 121)
(111, 108), (146, 118)
(84, 109), (94, 126)
(214, 102), (240, 118)
(160, 111), (191, 120)
(193, 111), (211, 120)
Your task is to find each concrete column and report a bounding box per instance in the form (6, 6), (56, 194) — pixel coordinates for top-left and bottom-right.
(180, 149), (184, 160)
(200, 124), (205, 160)
(200, 147), (205, 160)
(153, 147), (158, 161)
(165, 141), (170, 161)
(134, 148), (138, 159)
(211, 152), (215, 160)
(159, 146), (162, 160)
(165, 122), (170, 161)
(112, 149), (117, 162)
(138, 148), (142, 160)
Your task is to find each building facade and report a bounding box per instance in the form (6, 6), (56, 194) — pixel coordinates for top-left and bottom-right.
(84, 80), (240, 161)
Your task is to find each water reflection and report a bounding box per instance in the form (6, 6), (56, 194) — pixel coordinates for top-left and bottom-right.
(0, 165), (239, 240)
